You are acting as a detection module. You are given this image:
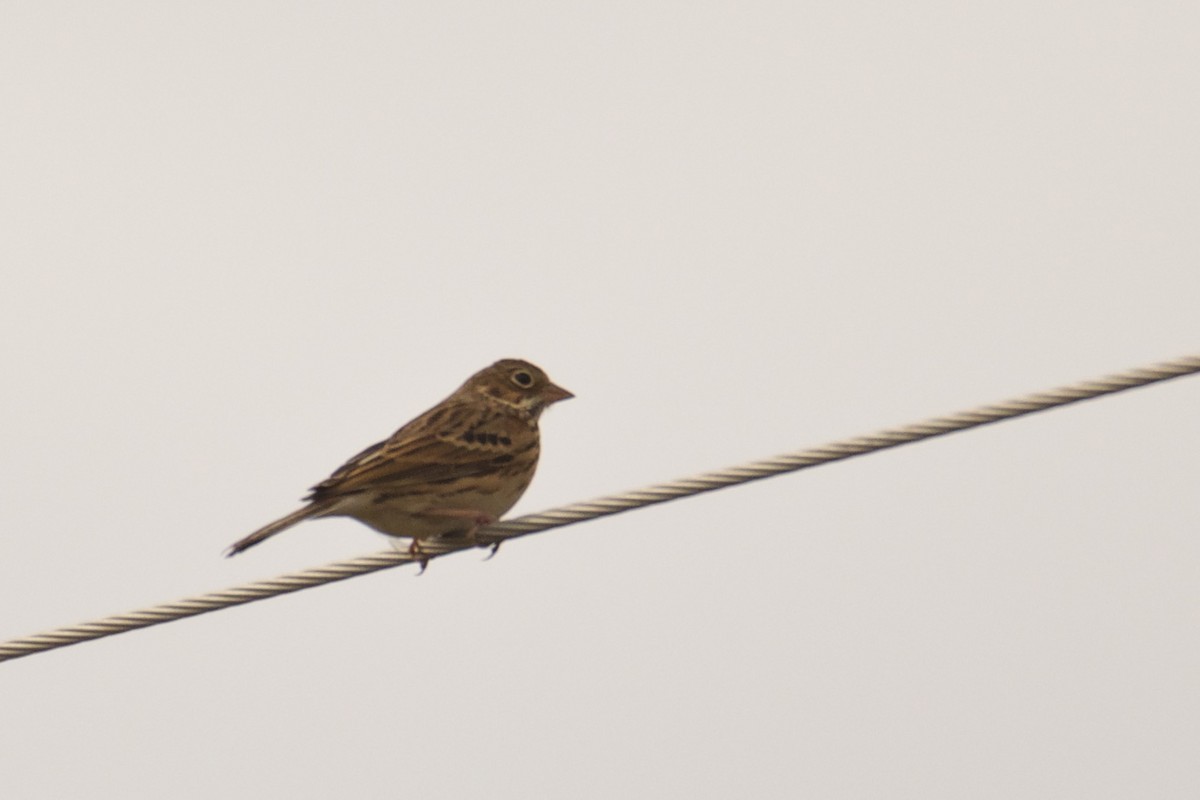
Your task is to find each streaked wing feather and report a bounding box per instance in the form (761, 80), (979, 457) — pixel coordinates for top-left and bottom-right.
(306, 402), (534, 501)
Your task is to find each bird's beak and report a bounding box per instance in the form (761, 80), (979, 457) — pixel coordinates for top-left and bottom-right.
(542, 383), (574, 404)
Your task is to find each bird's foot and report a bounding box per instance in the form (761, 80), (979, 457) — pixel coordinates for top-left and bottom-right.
(408, 537), (430, 575)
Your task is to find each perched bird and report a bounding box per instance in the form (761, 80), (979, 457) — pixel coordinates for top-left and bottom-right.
(225, 359), (572, 560)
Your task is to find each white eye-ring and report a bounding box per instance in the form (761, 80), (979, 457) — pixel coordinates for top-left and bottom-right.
(511, 370), (534, 388)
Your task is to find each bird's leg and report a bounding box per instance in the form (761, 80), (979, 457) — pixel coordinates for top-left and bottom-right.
(419, 508), (497, 550)
(386, 536), (430, 575)
(414, 508), (504, 563)
(408, 537), (430, 575)
(388, 537), (430, 574)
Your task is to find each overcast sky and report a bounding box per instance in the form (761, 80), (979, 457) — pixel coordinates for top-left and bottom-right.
(2, 3), (1198, 798)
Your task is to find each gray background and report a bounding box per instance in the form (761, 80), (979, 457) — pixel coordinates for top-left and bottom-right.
(2, 3), (1198, 798)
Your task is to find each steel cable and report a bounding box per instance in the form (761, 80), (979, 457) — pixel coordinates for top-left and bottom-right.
(2, 354), (1198, 663)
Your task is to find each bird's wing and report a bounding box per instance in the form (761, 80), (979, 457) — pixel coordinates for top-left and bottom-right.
(305, 402), (533, 501)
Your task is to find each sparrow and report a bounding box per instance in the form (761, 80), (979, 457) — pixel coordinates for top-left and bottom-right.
(225, 359), (572, 560)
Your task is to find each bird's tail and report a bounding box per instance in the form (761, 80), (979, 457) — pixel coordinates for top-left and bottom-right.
(224, 504), (328, 557)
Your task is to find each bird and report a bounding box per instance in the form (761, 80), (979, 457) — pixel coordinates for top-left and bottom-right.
(224, 359), (572, 562)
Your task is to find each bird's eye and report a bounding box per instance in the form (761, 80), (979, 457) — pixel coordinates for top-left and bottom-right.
(511, 371), (534, 388)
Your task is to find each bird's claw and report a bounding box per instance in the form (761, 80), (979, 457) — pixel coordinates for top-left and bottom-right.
(408, 538), (430, 575)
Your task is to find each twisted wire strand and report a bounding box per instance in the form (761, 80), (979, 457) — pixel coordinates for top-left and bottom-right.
(3, 354), (1198, 664)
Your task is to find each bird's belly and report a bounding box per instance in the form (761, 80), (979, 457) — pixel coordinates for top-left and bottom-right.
(325, 481), (528, 540)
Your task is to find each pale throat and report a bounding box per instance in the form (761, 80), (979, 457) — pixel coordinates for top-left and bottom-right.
(474, 386), (543, 423)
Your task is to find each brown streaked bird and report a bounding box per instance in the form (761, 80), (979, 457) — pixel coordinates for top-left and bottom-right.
(225, 359), (572, 560)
